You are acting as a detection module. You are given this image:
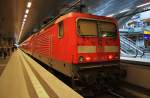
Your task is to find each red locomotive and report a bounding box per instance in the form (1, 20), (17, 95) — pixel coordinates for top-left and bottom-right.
(20, 12), (124, 95)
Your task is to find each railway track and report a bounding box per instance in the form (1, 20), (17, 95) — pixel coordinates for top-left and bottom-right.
(108, 90), (125, 98)
(92, 88), (139, 98)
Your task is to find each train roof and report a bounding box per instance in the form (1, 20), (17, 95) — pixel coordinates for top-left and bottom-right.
(54, 12), (116, 24)
(39, 12), (117, 35)
(22, 12), (117, 44)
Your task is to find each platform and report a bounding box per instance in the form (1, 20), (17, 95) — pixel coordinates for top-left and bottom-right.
(120, 57), (150, 98)
(0, 57), (9, 75)
(121, 57), (150, 63)
(0, 49), (83, 98)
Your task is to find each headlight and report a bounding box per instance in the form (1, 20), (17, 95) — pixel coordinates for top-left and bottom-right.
(85, 56), (91, 61)
(108, 55), (113, 60)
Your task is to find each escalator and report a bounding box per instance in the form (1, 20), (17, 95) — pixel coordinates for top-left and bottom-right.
(120, 35), (144, 57)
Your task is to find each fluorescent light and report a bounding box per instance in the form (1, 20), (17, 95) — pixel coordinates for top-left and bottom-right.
(119, 9), (130, 13)
(27, 2), (32, 8)
(21, 25), (24, 29)
(107, 14), (114, 17)
(18, 1), (32, 42)
(24, 14), (27, 18)
(137, 2), (150, 8)
(22, 21), (25, 25)
(25, 9), (29, 14)
(23, 18), (26, 22)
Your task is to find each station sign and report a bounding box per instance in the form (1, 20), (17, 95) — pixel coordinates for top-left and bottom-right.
(144, 31), (150, 39)
(144, 30), (150, 34)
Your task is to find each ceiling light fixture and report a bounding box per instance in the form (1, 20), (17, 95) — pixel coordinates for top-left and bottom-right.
(23, 18), (26, 22)
(119, 8), (130, 13)
(18, 1), (32, 42)
(27, 2), (32, 8)
(22, 22), (25, 25)
(22, 21), (25, 24)
(25, 9), (29, 14)
(107, 14), (114, 17)
(137, 2), (150, 8)
(24, 14), (28, 18)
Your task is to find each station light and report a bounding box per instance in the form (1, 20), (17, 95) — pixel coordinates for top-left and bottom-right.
(24, 14), (28, 18)
(119, 9), (130, 13)
(107, 14), (114, 17)
(22, 21), (25, 25)
(23, 18), (26, 22)
(27, 2), (32, 8)
(25, 9), (29, 14)
(137, 2), (150, 8)
(144, 36), (148, 39)
(144, 35), (150, 39)
(18, 1), (32, 42)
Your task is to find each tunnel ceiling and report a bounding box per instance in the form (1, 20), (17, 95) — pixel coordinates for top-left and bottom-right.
(0, 0), (149, 43)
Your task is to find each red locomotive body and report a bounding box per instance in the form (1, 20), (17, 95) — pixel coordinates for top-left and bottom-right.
(20, 12), (124, 93)
(20, 35), (34, 54)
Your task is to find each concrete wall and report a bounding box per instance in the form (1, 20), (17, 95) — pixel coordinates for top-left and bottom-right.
(121, 62), (150, 89)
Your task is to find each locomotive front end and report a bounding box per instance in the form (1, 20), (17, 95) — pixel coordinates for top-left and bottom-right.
(71, 16), (125, 96)
(76, 18), (120, 64)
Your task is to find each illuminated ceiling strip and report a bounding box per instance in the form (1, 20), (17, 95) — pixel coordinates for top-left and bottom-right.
(119, 9), (130, 13)
(27, 2), (32, 8)
(137, 2), (150, 8)
(107, 14), (114, 17)
(25, 9), (29, 14)
(24, 14), (28, 18)
(23, 18), (26, 22)
(18, 1), (32, 42)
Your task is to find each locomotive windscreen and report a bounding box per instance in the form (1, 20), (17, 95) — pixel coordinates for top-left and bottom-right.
(78, 19), (97, 36)
(77, 19), (117, 38)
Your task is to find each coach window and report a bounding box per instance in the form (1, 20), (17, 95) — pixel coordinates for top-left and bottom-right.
(58, 21), (64, 38)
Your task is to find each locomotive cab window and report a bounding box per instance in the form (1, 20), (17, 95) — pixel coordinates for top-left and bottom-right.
(78, 19), (98, 36)
(58, 21), (64, 38)
(98, 21), (117, 38)
(77, 19), (117, 38)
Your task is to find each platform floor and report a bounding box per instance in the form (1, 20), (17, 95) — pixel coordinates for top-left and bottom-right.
(121, 57), (150, 63)
(0, 49), (83, 98)
(0, 57), (10, 76)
